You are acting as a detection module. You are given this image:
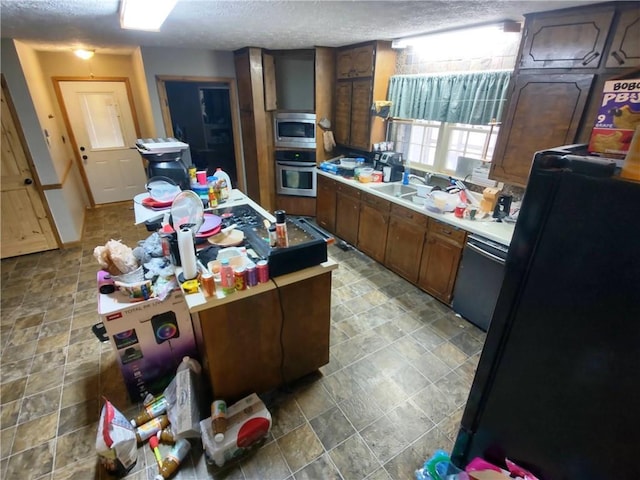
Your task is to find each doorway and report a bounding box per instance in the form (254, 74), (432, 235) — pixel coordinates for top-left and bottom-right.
(156, 76), (243, 190)
(53, 78), (146, 205)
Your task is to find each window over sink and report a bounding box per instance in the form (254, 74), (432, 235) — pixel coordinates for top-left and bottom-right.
(389, 118), (500, 178)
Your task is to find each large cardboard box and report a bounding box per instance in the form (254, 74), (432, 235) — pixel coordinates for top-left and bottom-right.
(588, 78), (640, 157)
(98, 289), (198, 402)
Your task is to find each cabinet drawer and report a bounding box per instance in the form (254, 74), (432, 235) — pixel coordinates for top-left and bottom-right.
(336, 183), (361, 199)
(390, 204), (428, 228)
(361, 192), (390, 212)
(429, 220), (466, 246)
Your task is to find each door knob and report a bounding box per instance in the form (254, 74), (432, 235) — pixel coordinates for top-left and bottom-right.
(80, 146), (85, 151)
(24, 178), (33, 185)
(82, 155), (88, 160)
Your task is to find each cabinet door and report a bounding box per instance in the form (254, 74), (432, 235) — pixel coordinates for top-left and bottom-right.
(606, 7), (640, 68)
(349, 79), (374, 151)
(520, 10), (614, 69)
(316, 175), (337, 232)
(351, 44), (375, 78)
(357, 193), (390, 263)
(336, 49), (354, 79)
(335, 186), (360, 245)
(384, 206), (427, 283)
(418, 232), (463, 305)
(490, 73), (594, 186)
(334, 82), (352, 146)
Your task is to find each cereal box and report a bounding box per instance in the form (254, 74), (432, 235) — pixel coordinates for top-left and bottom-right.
(588, 78), (640, 157)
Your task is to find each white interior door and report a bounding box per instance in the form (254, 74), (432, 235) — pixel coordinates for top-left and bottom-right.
(59, 81), (147, 204)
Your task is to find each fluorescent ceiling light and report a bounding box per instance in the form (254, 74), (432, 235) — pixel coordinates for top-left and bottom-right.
(120, 0), (178, 31)
(74, 49), (95, 60)
(392, 23), (519, 49)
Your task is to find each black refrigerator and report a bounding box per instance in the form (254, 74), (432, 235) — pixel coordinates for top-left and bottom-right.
(451, 145), (640, 479)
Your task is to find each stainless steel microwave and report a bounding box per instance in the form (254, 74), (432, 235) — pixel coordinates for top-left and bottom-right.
(274, 112), (316, 149)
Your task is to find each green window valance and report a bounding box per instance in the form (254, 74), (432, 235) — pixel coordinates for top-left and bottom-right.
(388, 70), (511, 126)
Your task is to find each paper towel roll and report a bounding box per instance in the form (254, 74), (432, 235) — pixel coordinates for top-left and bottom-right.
(177, 226), (197, 280)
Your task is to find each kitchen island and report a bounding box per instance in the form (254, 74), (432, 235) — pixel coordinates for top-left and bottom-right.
(134, 189), (337, 402)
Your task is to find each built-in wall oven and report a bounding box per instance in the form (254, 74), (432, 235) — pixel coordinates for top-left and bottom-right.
(275, 150), (317, 197)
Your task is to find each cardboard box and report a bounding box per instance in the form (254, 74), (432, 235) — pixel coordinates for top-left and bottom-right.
(98, 289), (198, 402)
(588, 79), (640, 157)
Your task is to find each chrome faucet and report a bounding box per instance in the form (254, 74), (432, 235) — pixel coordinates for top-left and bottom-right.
(407, 174), (429, 185)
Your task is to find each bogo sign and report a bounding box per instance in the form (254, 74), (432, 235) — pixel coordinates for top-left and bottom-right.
(588, 79), (640, 157)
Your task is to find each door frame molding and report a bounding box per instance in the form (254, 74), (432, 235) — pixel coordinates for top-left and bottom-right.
(52, 76), (141, 207)
(156, 75), (245, 192)
(1, 74), (61, 253)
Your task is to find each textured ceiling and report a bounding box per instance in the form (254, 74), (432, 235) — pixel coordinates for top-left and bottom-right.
(0, 0), (602, 53)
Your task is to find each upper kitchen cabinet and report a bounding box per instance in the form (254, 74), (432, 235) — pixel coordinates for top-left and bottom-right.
(605, 6), (640, 68)
(490, 2), (640, 187)
(519, 8), (614, 70)
(490, 73), (593, 185)
(334, 41), (396, 151)
(336, 44), (375, 79)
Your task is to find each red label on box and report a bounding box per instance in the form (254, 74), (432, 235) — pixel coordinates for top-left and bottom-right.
(588, 79), (640, 157)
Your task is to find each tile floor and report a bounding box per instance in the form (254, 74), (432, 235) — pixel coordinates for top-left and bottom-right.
(0, 203), (485, 480)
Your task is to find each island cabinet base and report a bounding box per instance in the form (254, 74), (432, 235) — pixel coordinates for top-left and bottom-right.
(196, 271), (332, 402)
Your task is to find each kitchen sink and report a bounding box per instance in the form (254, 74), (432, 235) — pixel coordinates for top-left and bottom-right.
(369, 183), (417, 198)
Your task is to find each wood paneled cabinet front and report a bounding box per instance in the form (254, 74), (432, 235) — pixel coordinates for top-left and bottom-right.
(336, 44), (375, 79)
(605, 6), (640, 69)
(357, 192), (391, 263)
(335, 183), (361, 246)
(334, 41), (396, 151)
(519, 9), (614, 70)
(490, 73), (594, 186)
(384, 204), (428, 284)
(418, 220), (466, 305)
(316, 175), (337, 232)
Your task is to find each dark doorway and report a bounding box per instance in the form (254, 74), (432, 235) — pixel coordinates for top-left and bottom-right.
(165, 81), (237, 187)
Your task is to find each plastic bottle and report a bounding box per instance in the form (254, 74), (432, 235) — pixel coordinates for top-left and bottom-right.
(214, 167), (232, 190)
(130, 395), (168, 427)
(177, 356), (202, 375)
(268, 225), (277, 247)
(220, 258), (235, 295)
(154, 438), (191, 480)
(135, 415), (169, 443)
(211, 400), (228, 442)
(156, 427), (176, 445)
(274, 210), (289, 248)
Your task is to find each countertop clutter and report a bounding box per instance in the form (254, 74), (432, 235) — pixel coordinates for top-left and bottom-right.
(317, 169), (515, 247)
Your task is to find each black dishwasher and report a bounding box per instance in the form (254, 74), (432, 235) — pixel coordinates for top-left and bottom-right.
(452, 234), (508, 331)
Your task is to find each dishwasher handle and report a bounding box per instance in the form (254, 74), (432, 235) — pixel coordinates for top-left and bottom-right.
(466, 241), (507, 265)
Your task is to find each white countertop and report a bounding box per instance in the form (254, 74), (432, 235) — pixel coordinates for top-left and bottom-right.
(133, 189), (276, 225)
(317, 169), (515, 246)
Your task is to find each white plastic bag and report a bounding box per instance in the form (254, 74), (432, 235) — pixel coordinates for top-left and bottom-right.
(96, 398), (137, 476)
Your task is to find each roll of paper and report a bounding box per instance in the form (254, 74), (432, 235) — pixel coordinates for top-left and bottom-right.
(177, 226), (197, 280)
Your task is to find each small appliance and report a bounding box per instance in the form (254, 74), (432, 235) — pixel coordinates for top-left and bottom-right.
(274, 112), (316, 149)
(136, 138), (192, 190)
(374, 151), (404, 182)
(492, 194), (512, 221)
(275, 149), (317, 197)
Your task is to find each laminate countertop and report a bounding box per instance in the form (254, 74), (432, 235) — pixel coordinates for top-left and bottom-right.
(318, 169), (516, 246)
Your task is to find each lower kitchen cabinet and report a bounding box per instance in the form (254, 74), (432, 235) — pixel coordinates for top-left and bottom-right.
(418, 220), (466, 304)
(335, 182), (361, 245)
(357, 192), (390, 263)
(384, 204), (428, 283)
(316, 175), (337, 232)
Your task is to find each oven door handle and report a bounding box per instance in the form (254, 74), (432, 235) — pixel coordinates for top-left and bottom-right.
(277, 161), (314, 168)
(466, 242), (506, 265)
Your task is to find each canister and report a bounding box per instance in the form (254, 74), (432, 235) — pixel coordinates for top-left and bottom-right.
(256, 260), (269, 283)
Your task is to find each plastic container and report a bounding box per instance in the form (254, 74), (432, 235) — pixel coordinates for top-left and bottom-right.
(130, 395), (167, 427)
(214, 167), (232, 190)
(211, 400), (228, 442)
(220, 259), (235, 295)
(358, 167), (374, 183)
(135, 415), (169, 443)
(155, 438), (191, 480)
(274, 210), (289, 248)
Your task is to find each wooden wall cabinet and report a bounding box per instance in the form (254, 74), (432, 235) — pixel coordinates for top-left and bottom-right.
(384, 204), (428, 284)
(490, 2), (640, 187)
(334, 41), (396, 151)
(316, 175), (337, 232)
(334, 182), (361, 245)
(418, 220), (466, 305)
(357, 192), (390, 263)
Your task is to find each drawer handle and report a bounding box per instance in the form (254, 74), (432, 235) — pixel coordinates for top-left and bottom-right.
(441, 229), (452, 235)
(582, 51), (599, 66)
(611, 51), (625, 65)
